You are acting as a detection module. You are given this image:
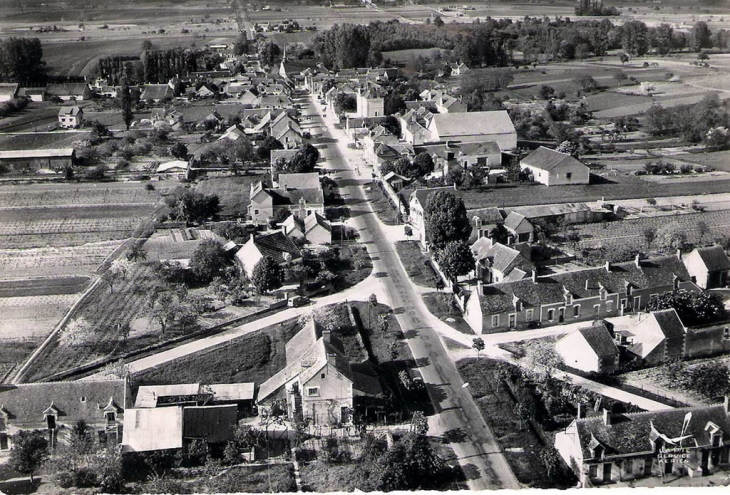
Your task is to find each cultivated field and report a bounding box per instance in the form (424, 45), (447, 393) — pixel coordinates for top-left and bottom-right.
(575, 209), (730, 253)
(0, 241), (125, 278)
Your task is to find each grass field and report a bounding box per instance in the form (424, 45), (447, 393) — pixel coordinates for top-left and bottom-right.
(133, 317), (300, 387)
(193, 174), (266, 218)
(395, 240), (438, 288)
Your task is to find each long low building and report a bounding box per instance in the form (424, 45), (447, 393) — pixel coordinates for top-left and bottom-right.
(0, 148), (76, 173)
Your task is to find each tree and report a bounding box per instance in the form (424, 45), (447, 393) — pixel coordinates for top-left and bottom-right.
(521, 340), (564, 383)
(257, 39), (281, 66)
(433, 16), (445, 27)
(424, 191), (471, 250)
(489, 223), (511, 245)
(333, 93), (357, 114)
(126, 243), (147, 262)
(149, 291), (175, 335)
(164, 188), (221, 225)
(382, 115), (401, 138)
(378, 313), (389, 334)
(619, 53), (630, 64)
(647, 290), (726, 326)
(120, 85), (133, 130)
(690, 21), (712, 52)
(435, 241), (474, 280)
(642, 226), (657, 249)
(384, 93), (406, 116)
(539, 85), (555, 99)
(256, 136), (283, 161)
(251, 256), (282, 295)
(90, 121), (112, 140)
(472, 337), (485, 358)
(9, 430), (48, 483)
(389, 341), (399, 361)
(620, 20), (649, 56)
(411, 411), (429, 436)
(657, 221), (688, 251)
(697, 220), (710, 245)
(412, 152), (435, 178)
(706, 126), (729, 150)
(574, 75), (599, 93)
(169, 142), (188, 160)
(103, 259), (132, 294)
(190, 239), (227, 283)
(273, 143), (320, 179)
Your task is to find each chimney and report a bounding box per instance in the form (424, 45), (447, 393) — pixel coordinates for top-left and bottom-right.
(531, 270), (537, 284)
(326, 352), (337, 368)
(577, 403), (587, 419)
(602, 408), (611, 426)
(724, 396), (729, 416)
(634, 253), (642, 268)
(605, 260), (612, 272)
(322, 330), (331, 344)
(453, 182), (457, 191)
(477, 280), (483, 296)
(677, 248), (683, 261)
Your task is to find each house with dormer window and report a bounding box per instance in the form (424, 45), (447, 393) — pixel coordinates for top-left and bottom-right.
(555, 399), (730, 486)
(464, 253), (701, 334)
(257, 319), (381, 425)
(0, 380), (130, 453)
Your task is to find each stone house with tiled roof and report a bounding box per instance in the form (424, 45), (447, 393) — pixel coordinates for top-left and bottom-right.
(235, 231), (302, 278)
(556, 321), (620, 374)
(257, 320), (381, 425)
(248, 175), (324, 225)
(426, 110), (517, 149)
(520, 146), (590, 186)
(464, 253), (701, 334)
(46, 83), (91, 101)
(0, 380), (130, 452)
(471, 238), (534, 284)
(683, 245), (730, 289)
(555, 399), (730, 486)
(469, 207), (505, 242)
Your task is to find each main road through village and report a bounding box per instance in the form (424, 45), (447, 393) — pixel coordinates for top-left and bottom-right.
(302, 93), (521, 490)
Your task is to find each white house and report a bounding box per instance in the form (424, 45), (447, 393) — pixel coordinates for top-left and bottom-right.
(683, 245), (730, 289)
(234, 231), (302, 278)
(58, 106), (83, 129)
(555, 322), (620, 374)
(520, 147), (590, 186)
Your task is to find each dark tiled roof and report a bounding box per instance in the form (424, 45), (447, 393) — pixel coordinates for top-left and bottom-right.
(0, 380), (127, 428)
(652, 308), (686, 340)
(470, 207), (505, 225)
(612, 255), (691, 290)
(577, 324), (619, 358)
(695, 245), (730, 272)
(412, 187), (461, 209)
(521, 146), (586, 172)
(46, 83), (89, 97)
(140, 84), (173, 101)
(575, 403), (730, 459)
(504, 212), (530, 231)
(457, 141), (501, 156)
(183, 405), (237, 443)
(304, 212), (331, 234)
(253, 231), (301, 264)
(269, 187), (324, 207)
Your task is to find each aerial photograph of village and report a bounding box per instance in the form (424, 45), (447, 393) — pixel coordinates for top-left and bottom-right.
(3, 0), (730, 492)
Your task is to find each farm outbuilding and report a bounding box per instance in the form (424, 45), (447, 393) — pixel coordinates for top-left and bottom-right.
(0, 148), (75, 173)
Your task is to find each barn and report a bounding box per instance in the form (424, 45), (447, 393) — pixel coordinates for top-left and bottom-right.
(0, 148), (76, 173)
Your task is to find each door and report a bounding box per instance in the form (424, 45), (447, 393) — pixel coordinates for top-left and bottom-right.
(558, 307), (565, 323)
(644, 458), (653, 476)
(0, 433), (7, 450)
(602, 463), (612, 482)
(664, 459), (673, 474)
(509, 314), (516, 328)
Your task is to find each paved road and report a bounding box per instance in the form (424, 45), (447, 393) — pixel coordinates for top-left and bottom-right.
(306, 94), (520, 490)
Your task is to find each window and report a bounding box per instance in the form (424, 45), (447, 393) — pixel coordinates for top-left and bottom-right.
(321, 373), (326, 379)
(306, 387), (320, 397)
(594, 304), (601, 316)
(254, 209), (260, 215)
(526, 309), (534, 321)
(547, 309), (555, 321)
(589, 465), (598, 479)
(621, 299), (627, 309)
(713, 434), (722, 448)
(724, 327), (729, 340)
(566, 172), (572, 180)
(625, 459), (633, 474)
(721, 449), (729, 464)
(491, 315), (499, 327)
(573, 305), (580, 317)
(509, 314), (516, 328)
(0, 433), (7, 451)
(105, 412), (116, 423)
(607, 300), (614, 312)
(633, 296), (641, 309)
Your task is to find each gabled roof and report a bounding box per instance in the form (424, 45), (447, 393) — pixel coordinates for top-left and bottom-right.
(504, 211), (531, 231)
(208, 383), (255, 402)
(574, 402), (730, 459)
(279, 172), (320, 190)
(304, 212), (331, 234)
(457, 141), (501, 156)
(625, 309), (685, 359)
(521, 146), (586, 172)
(58, 106), (83, 116)
(122, 407), (184, 452)
(156, 160), (189, 173)
(183, 405), (237, 443)
(251, 231), (301, 264)
(46, 83), (89, 97)
(0, 149), (75, 159)
(267, 187), (324, 207)
(692, 245), (730, 272)
(472, 241), (533, 275)
(431, 111), (516, 137)
(135, 383), (200, 408)
(140, 84), (173, 101)
(471, 207), (505, 226)
(411, 186), (461, 209)
(0, 380), (128, 428)
(575, 324), (619, 358)
(259, 320), (354, 402)
(0, 83), (19, 96)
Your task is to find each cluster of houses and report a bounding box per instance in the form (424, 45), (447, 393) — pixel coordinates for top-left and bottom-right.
(0, 319), (380, 457)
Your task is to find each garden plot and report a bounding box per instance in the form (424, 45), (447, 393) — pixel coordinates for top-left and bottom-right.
(0, 185), (158, 207)
(575, 209), (730, 254)
(143, 229), (222, 261)
(0, 294), (79, 340)
(0, 240), (124, 279)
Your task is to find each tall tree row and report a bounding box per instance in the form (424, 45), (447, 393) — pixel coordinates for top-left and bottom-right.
(0, 37), (46, 85)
